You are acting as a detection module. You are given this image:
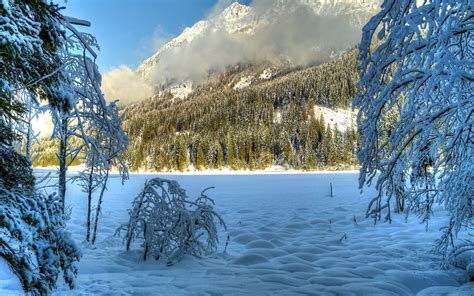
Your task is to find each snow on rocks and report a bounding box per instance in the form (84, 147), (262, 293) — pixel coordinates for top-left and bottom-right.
(273, 111), (282, 124)
(259, 68), (273, 80)
(233, 75), (254, 90)
(219, 2), (253, 34)
(169, 82), (193, 99)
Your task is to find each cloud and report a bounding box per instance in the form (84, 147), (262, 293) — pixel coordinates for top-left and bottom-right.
(101, 65), (153, 105)
(145, 0), (369, 86)
(104, 0), (375, 105)
(150, 25), (173, 52)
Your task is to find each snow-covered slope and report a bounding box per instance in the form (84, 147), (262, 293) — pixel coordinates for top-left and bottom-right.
(137, 1), (380, 89)
(138, 20), (208, 81)
(137, 2), (253, 82)
(314, 105), (357, 131)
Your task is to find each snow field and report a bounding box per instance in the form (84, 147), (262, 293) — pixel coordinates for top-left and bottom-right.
(57, 173), (474, 295)
(2, 172), (472, 295)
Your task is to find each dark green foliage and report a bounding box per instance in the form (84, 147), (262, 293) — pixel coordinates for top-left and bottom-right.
(0, 146), (35, 192)
(34, 49), (360, 171)
(0, 1), (64, 147)
(120, 48), (359, 171)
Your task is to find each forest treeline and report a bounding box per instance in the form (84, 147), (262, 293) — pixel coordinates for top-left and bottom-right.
(121, 48), (360, 171)
(34, 48), (360, 171)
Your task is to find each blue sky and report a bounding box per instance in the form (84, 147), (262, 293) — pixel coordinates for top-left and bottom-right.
(59, 0), (251, 72)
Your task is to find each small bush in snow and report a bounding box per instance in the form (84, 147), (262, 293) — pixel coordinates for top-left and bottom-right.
(116, 178), (226, 265)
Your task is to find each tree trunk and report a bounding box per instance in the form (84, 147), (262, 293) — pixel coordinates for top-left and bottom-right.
(58, 117), (68, 214)
(91, 167), (109, 245)
(25, 98), (32, 162)
(86, 158), (95, 242)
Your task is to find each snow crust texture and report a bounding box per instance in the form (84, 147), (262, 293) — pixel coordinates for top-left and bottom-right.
(15, 172), (466, 295)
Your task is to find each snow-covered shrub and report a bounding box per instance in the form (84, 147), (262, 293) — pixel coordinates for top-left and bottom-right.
(0, 178), (80, 295)
(73, 101), (129, 243)
(116, 178), (227, 265)
(354, 0), (473, 265)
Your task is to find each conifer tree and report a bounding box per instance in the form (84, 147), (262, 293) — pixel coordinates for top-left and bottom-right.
(1, 1), (82, 293)
(226, 132), (237, 169)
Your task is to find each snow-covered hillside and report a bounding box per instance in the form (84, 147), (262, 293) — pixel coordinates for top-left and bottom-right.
(233, 75), (254, 90)
(137, 0), (380, 93)
(314, 105), (357, 131)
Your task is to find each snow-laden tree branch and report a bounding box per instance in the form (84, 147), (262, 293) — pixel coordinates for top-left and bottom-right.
(73, 100), (129, 243)
(354, 0), (473, 265)
(1, 1), (82, 293)
(47, 16), (126, 214)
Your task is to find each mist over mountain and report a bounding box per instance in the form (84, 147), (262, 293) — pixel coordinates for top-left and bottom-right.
(102, 0), (380, 105)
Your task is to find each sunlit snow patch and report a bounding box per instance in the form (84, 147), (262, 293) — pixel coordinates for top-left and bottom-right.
(170, 82), (193, 99)
(259, 68), (273, 80)
(314, 105), (356, 132)
(233, 75), (254, 90)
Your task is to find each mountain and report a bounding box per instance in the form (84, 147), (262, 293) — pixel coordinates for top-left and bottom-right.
(120, 48), (360, 172)
(136, 0), (380, 96)
(34, 1), (377, 171)
(137, 2), (251, 83)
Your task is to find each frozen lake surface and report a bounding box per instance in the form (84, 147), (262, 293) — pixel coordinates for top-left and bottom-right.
(2, 172), (473, 295)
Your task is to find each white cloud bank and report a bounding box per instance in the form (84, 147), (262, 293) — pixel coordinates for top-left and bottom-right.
(102, 0), (377, 105)
(101, 65), (153, 105)
(145, 0), (372, 86)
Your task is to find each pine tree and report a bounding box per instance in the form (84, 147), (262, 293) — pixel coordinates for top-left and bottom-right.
(237, 134), (245, 168)
(246, 132), (255, 170)
(283, 137), (292, 167)
(322, 124), (333, 165)
(1, 1), (81, 293)
(176, 137), (188, 171)
(196, 142), (206, 170)
(216, 142), (224, 168)
(226, 132), (237, 169)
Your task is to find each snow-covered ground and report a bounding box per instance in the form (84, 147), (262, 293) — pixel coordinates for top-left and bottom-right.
(314, 105), (356, 132)
(2, 172), (473, 295)
(170, 82), (194, 99)
(233, 75), (254, 90)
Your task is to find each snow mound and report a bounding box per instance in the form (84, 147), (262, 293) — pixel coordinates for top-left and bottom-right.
(233, 254), (268, 265)
(0, 259), (22, 294)
(246, 240), (276, 249)
(233, 233), (260, 244)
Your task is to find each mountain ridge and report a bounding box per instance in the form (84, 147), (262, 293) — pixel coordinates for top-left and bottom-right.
(136, 0), (380, 94)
